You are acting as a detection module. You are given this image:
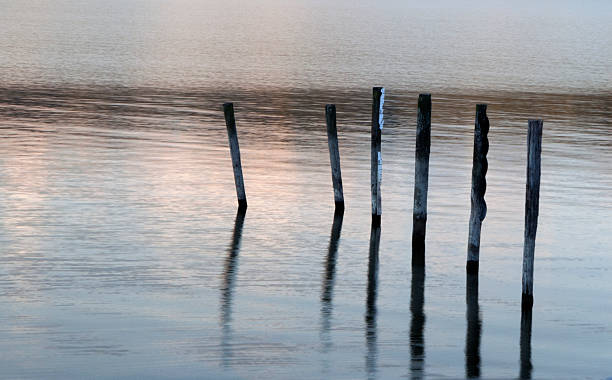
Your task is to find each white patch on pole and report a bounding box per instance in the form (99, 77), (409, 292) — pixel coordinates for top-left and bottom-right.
(377, 151), (382, 184)
(378, 88), (385, 130)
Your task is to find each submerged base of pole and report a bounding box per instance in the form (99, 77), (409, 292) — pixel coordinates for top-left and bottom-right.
(412, 248), (425, 267)
(412, 244), (425, 266)
(335, 201), (345, 212)
(412, 218), (426, 266)
(521, 293), (534, 310)
(334, 204), (345, 218)
(371, 214), (381, 227)
(466, 260), (479, 274)
(238, 199), (248, 212)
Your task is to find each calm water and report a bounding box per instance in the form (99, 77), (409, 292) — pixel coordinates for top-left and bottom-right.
(1, 1), (611, 379)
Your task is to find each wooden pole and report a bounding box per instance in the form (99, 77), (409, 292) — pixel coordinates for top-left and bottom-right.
(371, 87), (384, 226)
(522, 120), (543, 310)
(223, 103), (247, 211)
(325, 104), (344, 210)
(466, 104), (490, 274)
(412, 94), (432, 266)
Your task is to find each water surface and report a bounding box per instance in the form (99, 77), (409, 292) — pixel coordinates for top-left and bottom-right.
(1, 1), (611, 379)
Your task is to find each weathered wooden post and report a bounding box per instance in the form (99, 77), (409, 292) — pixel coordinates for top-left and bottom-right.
(521, 120), (543, 310)
(466, 104), (490, 274)
(412, 94), (432, 266)
(223, 103), (247, 211)
(371, 87), (384, 226)
(325, 104), (344, 210)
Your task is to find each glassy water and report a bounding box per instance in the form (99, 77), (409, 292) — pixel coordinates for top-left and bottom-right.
(1, 1), (611, 379)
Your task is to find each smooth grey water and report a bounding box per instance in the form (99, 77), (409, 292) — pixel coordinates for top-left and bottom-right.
(1, 1), (611, 379)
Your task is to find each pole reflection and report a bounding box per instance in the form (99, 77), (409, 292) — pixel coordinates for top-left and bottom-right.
(320, 209), (344, 365)
(465, 273), (482, 378)
(220, 209), (247, 368)
(410, 265), (426, 379)
(366, 222), (381, 380)
(519, 309), (533, 379)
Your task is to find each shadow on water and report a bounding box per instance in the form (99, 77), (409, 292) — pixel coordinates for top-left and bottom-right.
(320, 209), (345, 353)
(465, 273), (482, 378)
(219, 209), (247, 368)
(410, 265), (426, 379)
(519, 309), (533, 379)
(366, 222), (381, 380)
